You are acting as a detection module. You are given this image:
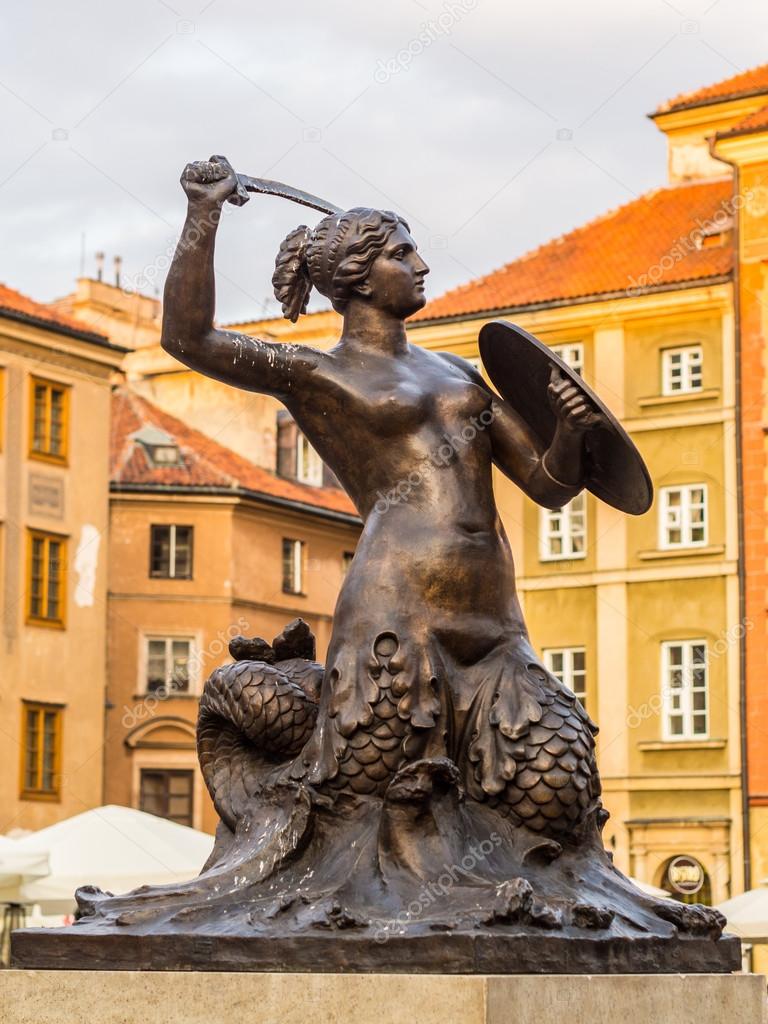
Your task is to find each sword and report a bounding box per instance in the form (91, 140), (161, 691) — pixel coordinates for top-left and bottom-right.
(226, 173), (343, 216)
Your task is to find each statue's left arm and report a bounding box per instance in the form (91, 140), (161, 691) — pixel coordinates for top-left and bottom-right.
(440, 353), (594, 509)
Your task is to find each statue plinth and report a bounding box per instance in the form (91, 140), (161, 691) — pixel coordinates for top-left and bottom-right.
(0, 970), (762, 1024)
(10, 926), (741, 975)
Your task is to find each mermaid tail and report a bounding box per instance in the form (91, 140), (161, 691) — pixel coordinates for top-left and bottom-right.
(198, 620), (600, 841)
(197, 619), (322, 830)
(458, 640), (602, 838)
(295, 629), (453, 795)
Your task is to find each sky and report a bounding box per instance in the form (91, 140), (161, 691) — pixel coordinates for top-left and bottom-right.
(1, 0), (766, 324)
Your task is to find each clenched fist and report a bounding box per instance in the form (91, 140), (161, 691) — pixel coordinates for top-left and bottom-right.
(180, 155), (239, 207)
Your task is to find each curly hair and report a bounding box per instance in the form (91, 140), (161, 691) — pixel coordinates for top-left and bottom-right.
(272, 208), (409, 322)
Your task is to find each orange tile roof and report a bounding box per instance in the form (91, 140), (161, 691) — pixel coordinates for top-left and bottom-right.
(411, 179), (734, 323)
(653, 63), (768, 115)
(716, 102), (768, 139)
(111, 388), (358, 519)
(0, 282), (109, 342)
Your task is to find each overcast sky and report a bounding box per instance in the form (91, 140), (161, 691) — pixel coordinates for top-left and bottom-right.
(1, 0), (765, 324)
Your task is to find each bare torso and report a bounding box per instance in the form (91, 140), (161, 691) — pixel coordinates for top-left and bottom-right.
(279, 342), (524, 700)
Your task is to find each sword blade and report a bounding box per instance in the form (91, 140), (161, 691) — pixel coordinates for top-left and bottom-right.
(231, 174), (343, 216)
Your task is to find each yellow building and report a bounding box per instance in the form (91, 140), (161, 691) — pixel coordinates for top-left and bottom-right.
(407, 65), (768, 905)
(0, 284), (125, 834)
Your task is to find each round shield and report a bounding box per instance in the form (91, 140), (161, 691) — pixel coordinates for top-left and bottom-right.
(478, 320), (653, 515)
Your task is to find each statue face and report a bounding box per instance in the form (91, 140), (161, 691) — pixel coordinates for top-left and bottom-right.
(359, 223), (430, 318)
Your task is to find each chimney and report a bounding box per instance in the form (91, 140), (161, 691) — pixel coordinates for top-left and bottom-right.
(95, 251), (105, 282)
(114, 255), (122, 288)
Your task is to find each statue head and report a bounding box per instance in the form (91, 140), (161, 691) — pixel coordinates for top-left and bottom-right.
(272, 208), (429, 323)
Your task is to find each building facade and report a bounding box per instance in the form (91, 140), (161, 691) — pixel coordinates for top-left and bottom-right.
(407, 65), (768, 906)
(0, 285), (124, 834)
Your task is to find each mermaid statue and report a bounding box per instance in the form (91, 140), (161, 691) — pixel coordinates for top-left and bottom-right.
(15, 156), (736, 973)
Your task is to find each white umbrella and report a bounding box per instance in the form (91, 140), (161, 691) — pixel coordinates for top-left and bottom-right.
(6, 804), (214, 914)
(629, 876), (670, 898)
(716, 886), (768, 943)
(0, 835), (50, 904)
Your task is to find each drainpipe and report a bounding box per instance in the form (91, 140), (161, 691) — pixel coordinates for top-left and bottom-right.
(734, 177), (752, 893)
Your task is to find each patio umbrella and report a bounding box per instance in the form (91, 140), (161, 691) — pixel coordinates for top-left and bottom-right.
(629, 876), (670, 898)
(0, 835), (50, 903)
(716, 886), (768, 943)
(5, 804), (213, 914)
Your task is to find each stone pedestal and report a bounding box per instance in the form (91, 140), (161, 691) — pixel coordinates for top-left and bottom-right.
(0, 970), (764, 1024)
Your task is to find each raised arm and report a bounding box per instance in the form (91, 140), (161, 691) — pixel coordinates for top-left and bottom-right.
(440, 352), (596, 509)
(161, 155), (320, 400)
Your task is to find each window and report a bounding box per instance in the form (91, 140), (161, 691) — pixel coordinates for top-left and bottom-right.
(544, 647), (587, 707)
(662, 346), (703, 395)
(296, 432), (324, 486)
(662, 640), (708, 740)
(29, 377), (69, 462)
(342, 551), (355, 575)
(139, 769), (194, 826)
(551, 343), (583, 376)
(540, 493), (586, 560)
(144, 636), (195, 694)
(282, 538), (305, 594)
(659, 485), (707, 549)
(131, 425), (182, 467)
(20, 702), (62, 800)
(150, 525), (193, 578)
(27, 530), (66, 626)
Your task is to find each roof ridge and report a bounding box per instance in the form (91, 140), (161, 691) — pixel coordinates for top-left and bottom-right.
(653, 61), (768, 115)
(412, 177), (734, 323)
(418, 179), (728, 315)
(110, 387), (356, 517)
(111, 389), (149, 483)
(716, 101), (768, 139)
(0, 281), (109, 341)
(121, 388), (241, 489)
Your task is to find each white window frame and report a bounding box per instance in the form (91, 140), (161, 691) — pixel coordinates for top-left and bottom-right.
(282, 538), (305, 595)
(661, 640), (709, 740)
(544, 647), (587, 705)
(141, 634), (199, 696)
(295, 433), (324, 486)
(661, 345), (703, 396)
(659, 485), (708, 550)
(539, 492), (586, 561)
(551, 342), (583, 376)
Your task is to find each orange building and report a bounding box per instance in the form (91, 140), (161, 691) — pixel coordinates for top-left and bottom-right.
(706, 72), (768, 890)
(0, 284), (125, 833)
(105, 389), (359, 832)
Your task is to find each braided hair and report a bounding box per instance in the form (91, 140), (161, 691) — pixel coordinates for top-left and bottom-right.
(272, 208), (408, 322)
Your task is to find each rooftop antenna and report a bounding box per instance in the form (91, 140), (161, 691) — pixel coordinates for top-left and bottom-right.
(114, 255), (122, 289)
(95, 251), (104, 282)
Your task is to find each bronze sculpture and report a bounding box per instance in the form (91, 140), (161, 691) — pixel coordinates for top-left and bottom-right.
(13, 156), (738, 973)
